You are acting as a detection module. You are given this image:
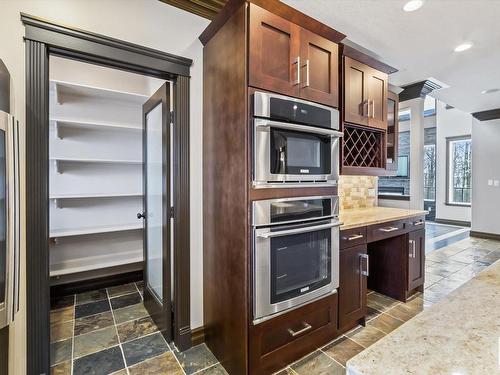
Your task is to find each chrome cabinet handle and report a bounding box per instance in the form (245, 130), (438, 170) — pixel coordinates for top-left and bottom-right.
(412, 220), (424, 226)
(346, 234), (363, 241)
(257, 221), (341, 239)
(379, 226), (399, 232)
(303, 59), (310, 88)
(255, 119), (343, 137)
(362, 100), (369, 117)
(292, 56), (301, 86)
(288, 322), (312, 337)
(409, 240), (416, 258)
(371, 100), (375, 118)
(360, 253), (369, 276)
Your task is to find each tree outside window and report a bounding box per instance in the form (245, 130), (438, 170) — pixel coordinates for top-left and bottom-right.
(423, 144), (436, 201)
(447, 137), (472, 205)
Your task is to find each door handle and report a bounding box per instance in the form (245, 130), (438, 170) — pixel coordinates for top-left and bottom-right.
(409, 240), (416, 258)
(137, 212), (146, 219)
(360, 253), (369, 276)
(257, 221), (341, 239)
(292, 56), (301, 86)
(302, 59), (310, 88)
(412, 220), (424, 226)
(371, 100), (375, 118)
(346, 234), (363, 241)
(379, 226), (399, 232)
(288, 322), (312, 337)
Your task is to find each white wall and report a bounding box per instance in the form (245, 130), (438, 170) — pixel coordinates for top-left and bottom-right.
(471, 118), (500, 235)
(435, 100), (472, 222)
(0, 1), (209, 372)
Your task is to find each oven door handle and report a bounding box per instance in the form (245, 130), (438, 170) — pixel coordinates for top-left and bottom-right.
(255, 120), (343, 137)
(257, 221), (341, 239)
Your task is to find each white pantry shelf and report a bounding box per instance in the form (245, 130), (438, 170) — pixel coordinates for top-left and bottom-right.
(51, 118), (142, 139)
(50, 223), (143, 238)
(49, 253), (143, 277)
(50, 80), (148, 106)
(50, 157), (142, 174)
(50, 193), (142, 208)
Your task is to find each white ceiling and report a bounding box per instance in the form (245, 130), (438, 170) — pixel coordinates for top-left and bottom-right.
(283, 0), (500, 114)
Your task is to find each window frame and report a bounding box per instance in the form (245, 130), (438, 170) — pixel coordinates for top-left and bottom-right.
(446, 135), (472, 207)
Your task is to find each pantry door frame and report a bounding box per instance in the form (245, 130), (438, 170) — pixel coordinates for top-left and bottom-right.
(22, 13), (192, 375)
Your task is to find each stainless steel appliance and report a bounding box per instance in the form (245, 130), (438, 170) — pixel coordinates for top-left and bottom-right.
(252, 196), (340, 323)
(253, 91), (342, 188)
(0, 61), (20, 330)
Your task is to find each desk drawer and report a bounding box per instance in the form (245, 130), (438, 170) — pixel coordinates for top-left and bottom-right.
(367, 219), (407, 242)
(407, 216), (425, 231)
(340, 227), (367, 249)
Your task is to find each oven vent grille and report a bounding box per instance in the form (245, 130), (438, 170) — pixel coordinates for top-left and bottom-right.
(343, 125), (383, 168)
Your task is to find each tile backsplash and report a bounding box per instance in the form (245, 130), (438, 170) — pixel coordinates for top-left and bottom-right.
(339, 175), (378, 210)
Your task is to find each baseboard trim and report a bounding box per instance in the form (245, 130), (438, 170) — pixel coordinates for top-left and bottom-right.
(470, 231), (500, 241)
(50, 270), (143, 297)
(434, 218), (471, 227)
(192, 326), (205, 346)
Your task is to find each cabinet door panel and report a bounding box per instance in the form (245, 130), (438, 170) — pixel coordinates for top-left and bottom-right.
(299, 29), (338, 107)
(408, 229), (425, 291)
(249, 4), (300, 97)
(367, 69), (388, 130)
(339, 244), (367, 330)
(385, 91), (399, 172)
(344, 57), (368, 126)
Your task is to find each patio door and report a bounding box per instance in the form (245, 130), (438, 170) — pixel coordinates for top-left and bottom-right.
(138, 82), (172, 341)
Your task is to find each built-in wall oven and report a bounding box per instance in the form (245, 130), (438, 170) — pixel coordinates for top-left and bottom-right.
(253, 91), (342, 188)
(252, 196), (340, 323)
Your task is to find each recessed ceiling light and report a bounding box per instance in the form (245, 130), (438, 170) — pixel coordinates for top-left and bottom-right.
(403, 0), (424, 12)
(454, 43), (473, 52)
(481, 88), (500, 94)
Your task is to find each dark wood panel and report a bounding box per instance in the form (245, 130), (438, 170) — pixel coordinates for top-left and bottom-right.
(343, 56), (368, 126)
(367, 218), (407, 242)
(0, 327), (8, 375)
(367, 68), (388, 130)
(199, 0), (346, 46)
(249, 186), (337, 201)
(203, 5), (249, 375)
(248, 3), (300, 97)
(408, 229), (425, 292)
(385, 90), (399, 172)
(192, 326), (205, 346)
(338, 244), (367, 331)
(249, 293), (338, 375)
(342, 44), (397, 74)
(340, 227), (367, 250)
(299, 28), (339, 107)
(160, 0), (227, 20)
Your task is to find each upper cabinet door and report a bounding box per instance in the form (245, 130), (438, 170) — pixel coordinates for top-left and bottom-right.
(299, 28), (339, 107)
(249, 4), (301, 97)
(343, 57), (368, 126)
(367, 68), (388, 130)
(386, 91), (399, 172)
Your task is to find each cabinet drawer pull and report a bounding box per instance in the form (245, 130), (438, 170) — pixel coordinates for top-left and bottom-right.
(288, 322), (312, 337)
(292, 56), (301, 86)
(412, 220), (424, 226)
(360, 253), (369, 276)
(347, 234), (363, 241)
(379, 226), (399, 232)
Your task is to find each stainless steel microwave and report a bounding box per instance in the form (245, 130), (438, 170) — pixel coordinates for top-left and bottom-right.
(252, 92), (342, 188)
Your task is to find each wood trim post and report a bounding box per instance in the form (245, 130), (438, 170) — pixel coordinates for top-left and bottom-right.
(25, 39), (50, 375)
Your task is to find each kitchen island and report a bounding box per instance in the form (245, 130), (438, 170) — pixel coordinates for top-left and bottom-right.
(346, 259), (500, 375)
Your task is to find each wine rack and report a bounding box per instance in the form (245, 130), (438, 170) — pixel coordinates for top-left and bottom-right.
(343, 125), (384, 168)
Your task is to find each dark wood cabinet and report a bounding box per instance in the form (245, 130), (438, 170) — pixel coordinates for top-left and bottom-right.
(343, 56), (388, 131)
(408, 229), (425, 291)
(338, 244), (367, 331)
(385, 90), (399, 172)
(249, 4), (339, 107)
(249, 293), (338, 375)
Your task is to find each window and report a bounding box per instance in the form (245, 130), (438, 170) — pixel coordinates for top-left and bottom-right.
(424, 144), (436, 201)
(447, 136), (472, 205)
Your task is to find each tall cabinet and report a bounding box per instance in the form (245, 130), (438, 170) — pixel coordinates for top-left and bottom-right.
(201, 1), (345, 374)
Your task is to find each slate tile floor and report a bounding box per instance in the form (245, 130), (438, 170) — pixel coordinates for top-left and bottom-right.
(50, 281), (223, 375)
(50, 237), (500, 375)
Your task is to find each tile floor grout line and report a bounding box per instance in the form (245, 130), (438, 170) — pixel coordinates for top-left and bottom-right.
(318, 346), (346, 369)
(70, 294), (76, 375)
(191, 362), (219, 375)
(157, 331), (187, 375)
(133, 281), (144, 301)
(106, 288), (131, 375)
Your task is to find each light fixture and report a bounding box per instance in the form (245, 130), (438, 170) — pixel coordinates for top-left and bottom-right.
(403, 0), (424, 12)
(481, 88), (500, 94)
(454, 43), (472, 52)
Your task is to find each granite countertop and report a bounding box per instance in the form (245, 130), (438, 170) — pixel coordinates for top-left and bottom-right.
(339, 206), (428, 230)
(346, 260), (500, 375)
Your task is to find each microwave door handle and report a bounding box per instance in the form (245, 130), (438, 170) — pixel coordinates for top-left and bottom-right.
(255, 120), (343, 138)
(257, 221), (340, 239)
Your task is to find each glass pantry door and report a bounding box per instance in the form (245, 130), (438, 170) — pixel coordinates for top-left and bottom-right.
(139, 82), (172, 341)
